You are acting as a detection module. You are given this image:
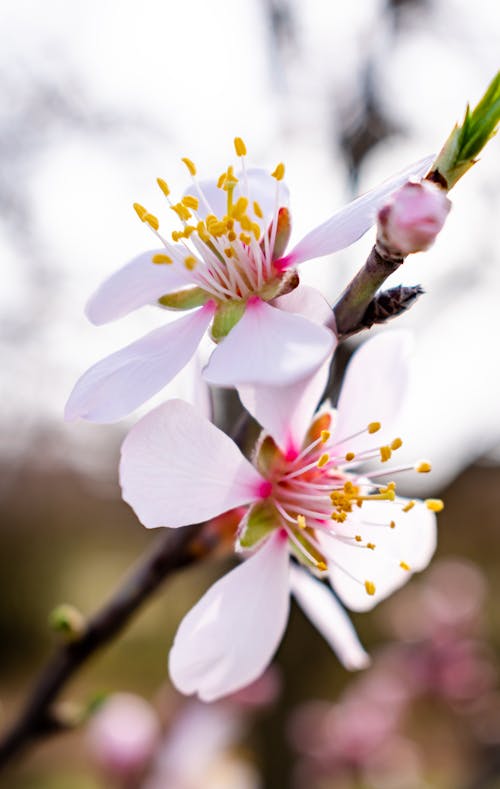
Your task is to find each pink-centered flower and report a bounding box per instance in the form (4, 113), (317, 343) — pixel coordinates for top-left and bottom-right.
(64, 139), (433, 423)
(120, 332), (440, 702)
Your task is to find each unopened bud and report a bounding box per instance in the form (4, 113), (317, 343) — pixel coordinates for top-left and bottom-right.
(377, 180), (451, 256)
(49, 604), (86, 640)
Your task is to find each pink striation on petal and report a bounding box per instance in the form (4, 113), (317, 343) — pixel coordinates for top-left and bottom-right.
(289, 565), (370, 670)
(86, 249), (193, 325)
(204, 298), (335, 387)
(120, 399), (264, 529)
(169, 531), (290, 701)
(281, 155), (434, 267)
(64, 305), (214, 423)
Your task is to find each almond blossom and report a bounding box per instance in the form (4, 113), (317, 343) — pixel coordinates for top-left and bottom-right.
(64, 140), (432, 422)
(120, 332), (440, 701)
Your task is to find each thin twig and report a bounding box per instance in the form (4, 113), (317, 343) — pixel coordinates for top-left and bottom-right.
(0, 522), (218, 767)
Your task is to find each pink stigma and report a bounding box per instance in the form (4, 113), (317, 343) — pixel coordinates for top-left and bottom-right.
(247, 295), (262, 308)
(257, 480), (273, 499)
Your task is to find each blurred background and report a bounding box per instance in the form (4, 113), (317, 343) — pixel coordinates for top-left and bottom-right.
(1, 0), (500, 786)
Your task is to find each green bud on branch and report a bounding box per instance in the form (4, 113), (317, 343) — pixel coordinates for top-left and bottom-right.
(49, 604), (86, 640)
(427, 71), (500, 190)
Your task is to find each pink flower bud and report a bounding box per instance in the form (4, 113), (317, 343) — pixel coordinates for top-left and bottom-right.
(377, 180), (451, 256)
(86, 693), (160, 780)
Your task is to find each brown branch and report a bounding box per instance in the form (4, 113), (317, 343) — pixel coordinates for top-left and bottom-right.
(0, 522), (218, 768)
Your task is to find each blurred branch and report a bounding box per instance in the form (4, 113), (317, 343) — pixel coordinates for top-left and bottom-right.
(0, 521), (219, 768)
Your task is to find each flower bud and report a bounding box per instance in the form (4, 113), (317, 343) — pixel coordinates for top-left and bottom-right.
(86, 693), (160, 780)
(377, 180), (451, 256)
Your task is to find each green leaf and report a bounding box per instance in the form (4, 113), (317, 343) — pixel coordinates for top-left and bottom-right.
(429, 71), (500, 190)
(158, 287), (211, 310)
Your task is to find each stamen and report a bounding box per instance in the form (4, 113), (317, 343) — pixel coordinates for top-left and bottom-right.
(391, 437), (403, 450)
(317, 453), (329, 468)
(253, 201), (263, 218)
(320, 430), (330, 443)
(345, 451), (355, 462)
(271, 162), (285, 181)
(425, 498), (444, 512)
(402, 501), (415, 513)
(416, 461), (432, 473)
(184, 256), (197, 271)
(182, 195), (199, 210)
(380, 446), (392, 463)
(181, 157), (197, 176)
(400, 561), (411, 571)
(156, 178), (170, 197)
(297, 515), (306, 529)
(366, 542), (376, 550)
(151, 254), (173, 265)
(364, 580), (376, 596)
(368, 421), (381, 434)
(234, 136), (247, 156)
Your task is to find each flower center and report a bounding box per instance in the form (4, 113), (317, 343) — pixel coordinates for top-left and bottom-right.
(132, 138), (292, 305)
(252, 413), (443, 598)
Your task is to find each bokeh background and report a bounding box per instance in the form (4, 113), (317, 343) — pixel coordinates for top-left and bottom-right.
(1, 0), (500, 786)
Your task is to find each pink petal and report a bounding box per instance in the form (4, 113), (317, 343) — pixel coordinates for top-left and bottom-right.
(283, 156), (434, 266)
(169, 532), (290, 701)
(289, 565), (370, 670)
(186, 168), (289, 233)
(86, 249), (193, 325)
(120, 399), (264, 529)
(204, 298), (335, 387)
(238, 359), (331, 456)
(64, 305), (214, 423)
(332, 331), (413, 456)
(326, 499), (437, 612)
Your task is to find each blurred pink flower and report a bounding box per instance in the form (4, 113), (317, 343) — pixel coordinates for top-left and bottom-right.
(64, 143), (432, 423)
(120, 332), (439, 701)
(86, 693), (160, 781)
(378, 179), (451, 256)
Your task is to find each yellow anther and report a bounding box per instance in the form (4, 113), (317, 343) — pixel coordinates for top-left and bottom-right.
(416, 461), (432, 473)
(344, 481), (356, 494)
(197, 221), (209, 242)
(271, 162), (285, 181)
(171, 203), (192, 222)
(365, 580), (376, 596)
(317, 561), (327, 572)
(156, 178), (170, 197)
(331, 511), (347, 523)
(368, 421), (381, 434)
(239, 215), (252, 231)
(206, 214), (218, 228)
(239, 232), (252, 245)
(224, 247), (234, 257)
(151, 253), (173, 265)
(217, 172), (226, 189)
(171, 230), (183, 242)
(232, 196), (249, 218)
(133, 202), (147, 221)
(390, 520), (396, 528)
(355, 535), (363, 542)
(234, 136), (247, 156)
(251, 222), (261, 240)
(400, 561), (411, 571)
(386, 481), (396, 491)
(391, 437), (403, 450)
(183, 225), (196, 238)
(317, 453), (329, 468)
(144, 213), (159, 231)
(184, 256), (197, 271)
(225, 218), (235, 230)
(402, 500), (415, 513)
(380, 446), (392, 463)
(253, 201), (263, 218)
(297, 515), (306, 529)
(227, 230), (237, 242)
(181, 157), (196, 176)
(182, 195), (199, 210)
(425, 498), (444, 512)
(366, 542), (376, 550)
(345, 451), (355, 462)
(320, 430), (330, 444)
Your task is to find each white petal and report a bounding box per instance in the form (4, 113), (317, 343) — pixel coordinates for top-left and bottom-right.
(272, 283), (333, 327)
(204, 299), (335, 387)
(86, 249), (193, 325)
(290, 565), (370, 670)
(326, 499), (437, 612)
(332, 331), (413, 455)
(64, 306), (213, 423)
(186, 168), (289, 232)
(238, 358), (331, 455)
(120, 399), (264, 528)
(284, 156), (434, 266)
(169, 532), (290, 701)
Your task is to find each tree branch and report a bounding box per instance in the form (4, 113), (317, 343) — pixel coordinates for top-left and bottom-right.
(0, 521), (218, 768)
